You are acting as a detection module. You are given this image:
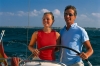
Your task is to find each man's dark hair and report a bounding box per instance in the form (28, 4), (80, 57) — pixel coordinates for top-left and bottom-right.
(64, 5), (77, 16)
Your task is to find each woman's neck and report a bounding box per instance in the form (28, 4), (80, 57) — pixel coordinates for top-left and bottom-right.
(43, 27), (52, 33)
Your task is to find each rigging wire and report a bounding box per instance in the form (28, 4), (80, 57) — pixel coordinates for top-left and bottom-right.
(26, 0), (30, 59)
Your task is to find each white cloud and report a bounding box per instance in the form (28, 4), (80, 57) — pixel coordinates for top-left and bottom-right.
(0, 9), (61, 17)
(77, 14), (88, 21)
(0, 12), (14, 16)
(29, 9), (50, 16)
(17, 11), (27, 16)
(76, 13), (100, 28)
(92, 13), (100, 18)
(30, 9), (39, 16)
(53, 9), (60, 16)
(41, 9), (50, 13)
(80, 14), (87, 18)
(6, 12), (14, 16)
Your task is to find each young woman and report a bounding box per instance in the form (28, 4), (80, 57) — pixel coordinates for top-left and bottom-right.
(28, 12), (60, 61)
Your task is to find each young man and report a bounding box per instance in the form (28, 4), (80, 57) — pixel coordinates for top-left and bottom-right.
(59, 5), (93, 66)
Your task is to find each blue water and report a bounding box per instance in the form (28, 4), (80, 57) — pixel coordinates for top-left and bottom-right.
(0, 27), (100, 66)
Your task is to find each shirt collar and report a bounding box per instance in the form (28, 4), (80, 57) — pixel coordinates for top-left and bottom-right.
(66, 23), (77, 28)
(64, 23), (77, 29)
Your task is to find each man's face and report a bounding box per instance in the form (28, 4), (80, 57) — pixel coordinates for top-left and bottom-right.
(64, 9), (76, 25)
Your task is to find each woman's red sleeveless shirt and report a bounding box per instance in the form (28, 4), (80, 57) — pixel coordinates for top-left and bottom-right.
(37, 30), (56, 61)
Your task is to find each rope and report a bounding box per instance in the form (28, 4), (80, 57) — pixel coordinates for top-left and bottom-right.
(0, 30), (5, 43)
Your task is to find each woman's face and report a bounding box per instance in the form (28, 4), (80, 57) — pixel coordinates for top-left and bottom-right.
(42, 14), (54, 28)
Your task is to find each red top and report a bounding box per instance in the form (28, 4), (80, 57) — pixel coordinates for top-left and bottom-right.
(37, 30), (56, 61)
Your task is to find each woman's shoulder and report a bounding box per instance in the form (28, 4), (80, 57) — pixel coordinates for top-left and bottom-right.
(33, 30), (43, 34)
(51, 30), (60, 34)
(32, 31), (38, 36)
(55, 31), (60, 38)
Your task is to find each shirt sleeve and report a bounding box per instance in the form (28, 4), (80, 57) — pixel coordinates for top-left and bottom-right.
(81, 29), (89, 43)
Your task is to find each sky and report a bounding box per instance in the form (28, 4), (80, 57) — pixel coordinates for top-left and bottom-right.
(0, 0), (100, 28)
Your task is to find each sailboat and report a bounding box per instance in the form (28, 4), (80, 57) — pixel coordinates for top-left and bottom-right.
(0, 30), (93, 66)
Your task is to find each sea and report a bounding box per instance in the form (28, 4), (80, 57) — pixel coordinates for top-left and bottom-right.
(0, 27), (100, 66)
